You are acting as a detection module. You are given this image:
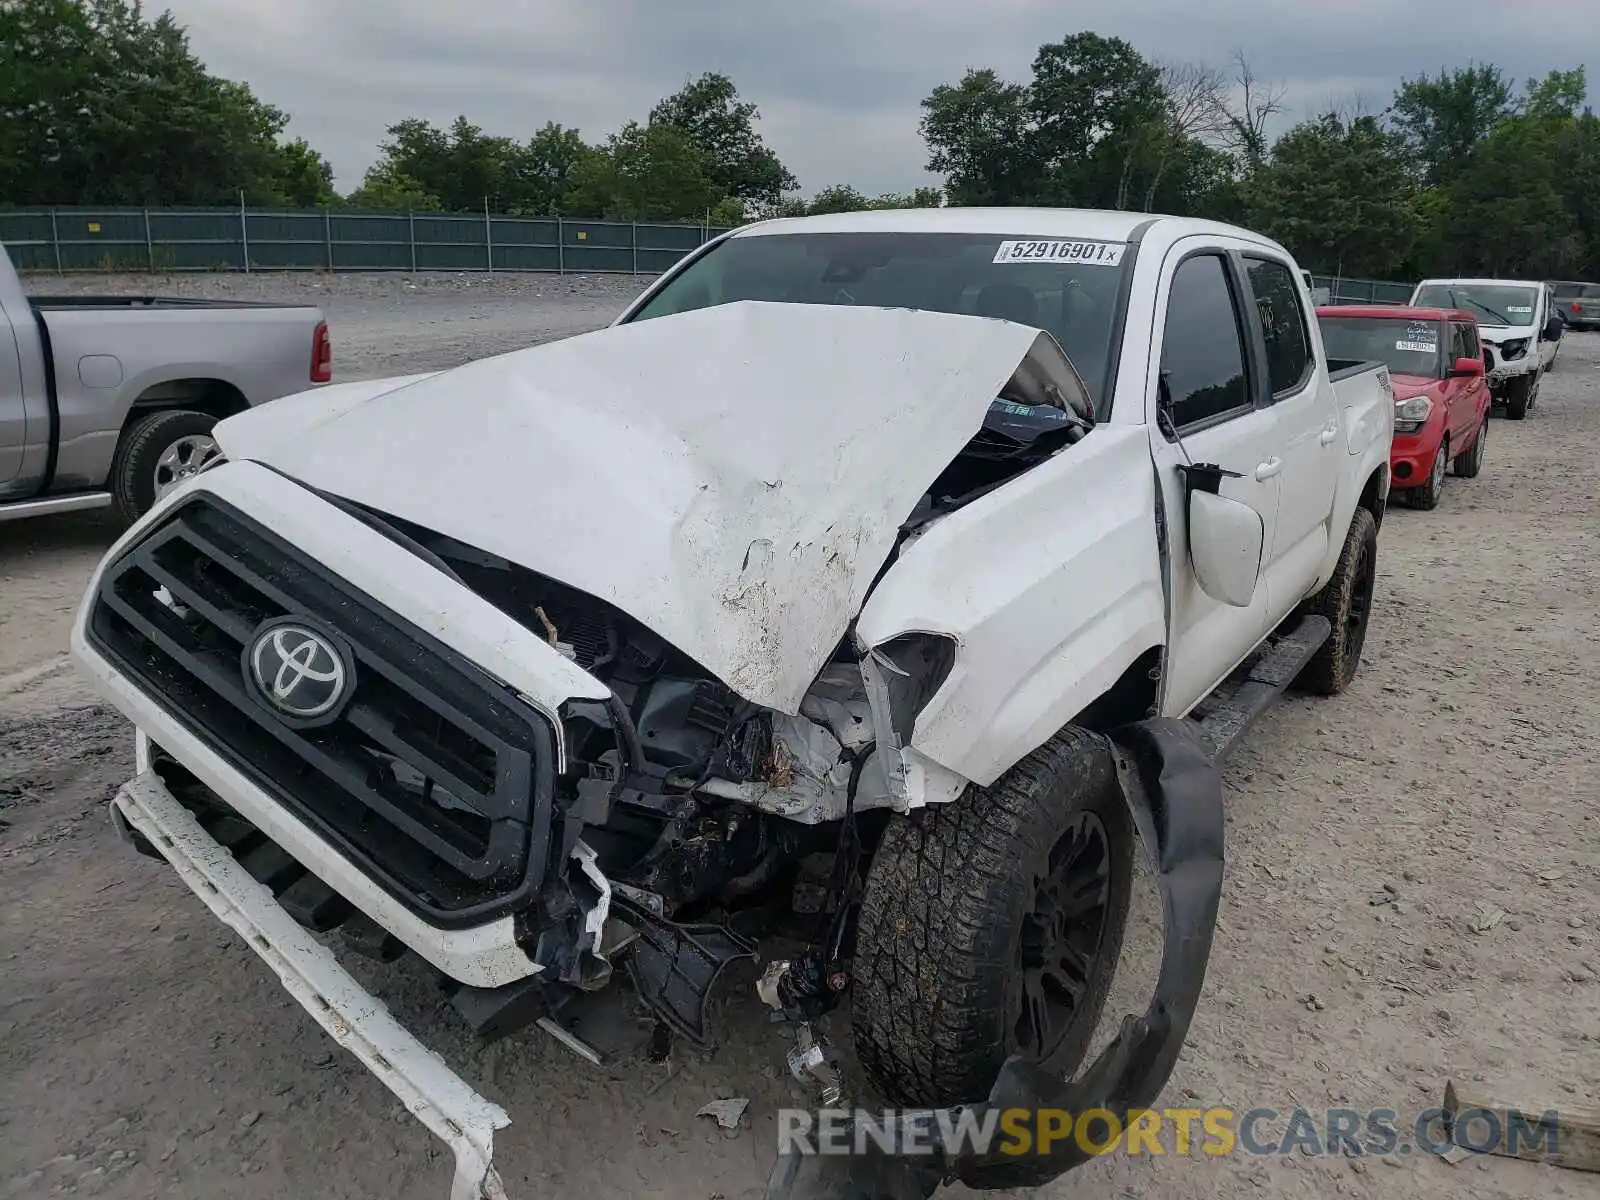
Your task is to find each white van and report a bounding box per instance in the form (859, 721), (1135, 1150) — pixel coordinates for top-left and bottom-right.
(1409, 277), (1564, 419)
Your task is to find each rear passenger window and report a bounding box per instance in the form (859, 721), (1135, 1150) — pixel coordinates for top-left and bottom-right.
(1160, 254), (1252, 430)
(1244, 257), (1313, 396)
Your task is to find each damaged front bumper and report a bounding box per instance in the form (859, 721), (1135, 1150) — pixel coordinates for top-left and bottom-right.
(765, 717), (1226, 1199)
(111, 769), (512, 1200)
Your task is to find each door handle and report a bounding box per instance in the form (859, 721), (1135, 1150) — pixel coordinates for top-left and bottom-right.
(1318, 423), (1338, 446)
(1254, 457), (1283, 481)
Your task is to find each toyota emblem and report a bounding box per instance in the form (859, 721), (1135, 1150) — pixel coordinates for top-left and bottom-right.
(244, 620), (353, 722)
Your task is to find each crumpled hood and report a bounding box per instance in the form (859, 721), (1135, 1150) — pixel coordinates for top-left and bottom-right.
(215, 301), (1045, 714)
(1478, 325), (1536, 346)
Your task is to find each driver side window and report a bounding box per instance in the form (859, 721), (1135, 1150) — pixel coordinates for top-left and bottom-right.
(1160, 254), (1253, 431)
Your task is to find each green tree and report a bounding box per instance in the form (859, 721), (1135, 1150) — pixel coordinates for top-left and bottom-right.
(506, 122), (589, 215)
(0, 0), (326, 205)
(1028, 32), (1168, 208)
(273, 138), (337, 207)
(566, 122), (723, 221)
(804, 185), (872, 214)
(869, 187), (945, 209)
(1390, 64), (1514, 186)
(1245, 114), (1418, 277)
(920, 35), (1230, 213)
(344, 162), (441, 211)
(367, 117), (523, 211)
(1440, 114), (1577, 276)
(649, 72), (798, 205)
(1522, 67), (1586, 118)
(920, 68), (1039, 205)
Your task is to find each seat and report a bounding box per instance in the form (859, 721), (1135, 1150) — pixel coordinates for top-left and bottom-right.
(973, 283), (1040, 328)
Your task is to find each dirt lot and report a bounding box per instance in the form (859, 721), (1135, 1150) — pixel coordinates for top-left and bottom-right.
(2, 273), (1597, 1200)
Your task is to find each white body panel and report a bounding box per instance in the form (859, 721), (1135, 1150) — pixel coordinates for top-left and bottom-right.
(856, 423), (1165, 787)
(216, 302), (1041, 715)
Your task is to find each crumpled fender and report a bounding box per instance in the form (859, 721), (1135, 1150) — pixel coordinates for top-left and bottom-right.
(765, 716), (1225, 1199)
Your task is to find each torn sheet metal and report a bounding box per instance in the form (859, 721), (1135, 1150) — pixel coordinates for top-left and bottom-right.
(700, 717), (898, 824)
(113, 771), (510, 1200)
(215, 301), (1043, 714)
(764, 717), (1225, 1199)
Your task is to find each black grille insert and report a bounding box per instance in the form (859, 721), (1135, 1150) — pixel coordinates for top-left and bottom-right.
(88, 494), (557, 927)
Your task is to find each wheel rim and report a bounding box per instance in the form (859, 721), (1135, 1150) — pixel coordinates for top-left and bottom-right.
(1342, 534), (1377, 662)
(1431, 443), (1448, 494)
(153, 434), (221, 499)
(1013, 812), (1114, 1064)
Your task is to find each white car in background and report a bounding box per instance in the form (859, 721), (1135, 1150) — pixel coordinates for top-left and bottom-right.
(1410, 277), (1564, 419)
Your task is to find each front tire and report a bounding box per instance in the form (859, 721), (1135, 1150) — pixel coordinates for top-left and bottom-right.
(110, 409), (222, 522)
(1294, 506), (1378, 696)
(1453, 419), (1486, 478)
(851, 727), (1134, 1108)
(1408, 439), (1448, 510)
(1503, 375), (1531, 420)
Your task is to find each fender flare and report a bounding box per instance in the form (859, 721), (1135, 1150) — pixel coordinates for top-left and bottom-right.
(765, 716), (1225, 1198)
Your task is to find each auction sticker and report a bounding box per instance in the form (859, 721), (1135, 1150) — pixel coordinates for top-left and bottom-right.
(993, 239), (1126, 266)
(1395, 340), (1437, 353)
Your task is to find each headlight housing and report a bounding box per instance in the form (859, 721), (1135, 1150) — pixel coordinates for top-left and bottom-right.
(1394, 395), (1432, 434)
(1499, 338), (1529, 361)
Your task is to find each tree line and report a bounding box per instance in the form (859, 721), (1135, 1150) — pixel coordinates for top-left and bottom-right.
(5, 1), (1598, 280)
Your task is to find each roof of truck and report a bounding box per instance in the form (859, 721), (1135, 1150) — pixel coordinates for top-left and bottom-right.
(1413, 277), (1545, 289)
(727, 207), (1284, 248)
(1317, 305), (1476, 323)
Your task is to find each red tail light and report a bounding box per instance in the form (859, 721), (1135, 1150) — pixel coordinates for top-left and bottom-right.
(310, 321), (333, 383)
(1574, 302), (1583, 313)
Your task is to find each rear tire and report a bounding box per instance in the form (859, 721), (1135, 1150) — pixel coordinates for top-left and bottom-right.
(1452, 419), (1486, 478)
(1502, 376), (1530, 421)
(110, 409), (221, 522)
(851, 727), (1134, 1109)
(1294, 506), (1378, 696)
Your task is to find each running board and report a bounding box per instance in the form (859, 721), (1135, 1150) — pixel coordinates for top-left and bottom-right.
(0, 492), (113, 523)
(1191, 616), (1332, 762)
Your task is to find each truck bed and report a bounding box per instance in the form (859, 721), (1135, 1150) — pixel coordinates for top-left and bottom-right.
(28, 295), (312, 311)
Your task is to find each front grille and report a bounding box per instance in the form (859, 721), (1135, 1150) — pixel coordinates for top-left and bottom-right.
(88, 494), (558, 928)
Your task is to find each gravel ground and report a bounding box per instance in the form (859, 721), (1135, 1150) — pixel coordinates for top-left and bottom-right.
(2, 274), (1597, 1200)
(23, 269), (651, 378)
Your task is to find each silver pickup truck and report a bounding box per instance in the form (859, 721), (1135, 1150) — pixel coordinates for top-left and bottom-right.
(1, 241), (331, 524)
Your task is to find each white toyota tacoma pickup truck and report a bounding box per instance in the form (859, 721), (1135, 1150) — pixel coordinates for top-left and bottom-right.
(71, 209), (1393, 1200)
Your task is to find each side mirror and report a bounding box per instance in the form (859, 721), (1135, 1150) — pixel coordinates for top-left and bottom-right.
(1449, 355), (1485, 378)
(1544, 315), (1565, 340)
(1188, 488), (1264, 608)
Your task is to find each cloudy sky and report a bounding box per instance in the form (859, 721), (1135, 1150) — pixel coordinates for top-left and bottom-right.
(164, 0), (1593, 196)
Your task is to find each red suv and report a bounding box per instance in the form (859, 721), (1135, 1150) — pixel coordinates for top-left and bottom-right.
(1315, 305), (1490, 509)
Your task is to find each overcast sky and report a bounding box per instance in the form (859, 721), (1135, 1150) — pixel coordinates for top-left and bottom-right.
(163, 0), (1594, 196)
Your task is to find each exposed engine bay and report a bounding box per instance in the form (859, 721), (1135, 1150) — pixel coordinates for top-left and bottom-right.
(370, 385), (1092, 907)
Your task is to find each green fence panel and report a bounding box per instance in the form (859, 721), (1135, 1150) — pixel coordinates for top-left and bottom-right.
(641, 223), (710, 252)
(243, 210), (329, 270)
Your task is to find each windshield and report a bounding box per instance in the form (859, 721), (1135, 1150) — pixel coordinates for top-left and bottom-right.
(1317, 315), (1444, 379)
(1412, 283), (1537, 327)
(626, 231), (1130, 415)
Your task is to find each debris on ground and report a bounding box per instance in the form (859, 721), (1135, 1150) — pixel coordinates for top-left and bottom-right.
(695, 1098), (750, 1131)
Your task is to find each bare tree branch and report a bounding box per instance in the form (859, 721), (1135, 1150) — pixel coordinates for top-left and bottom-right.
(1137, 60), (1230, 210)
(1221, 50), (1287, 171)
